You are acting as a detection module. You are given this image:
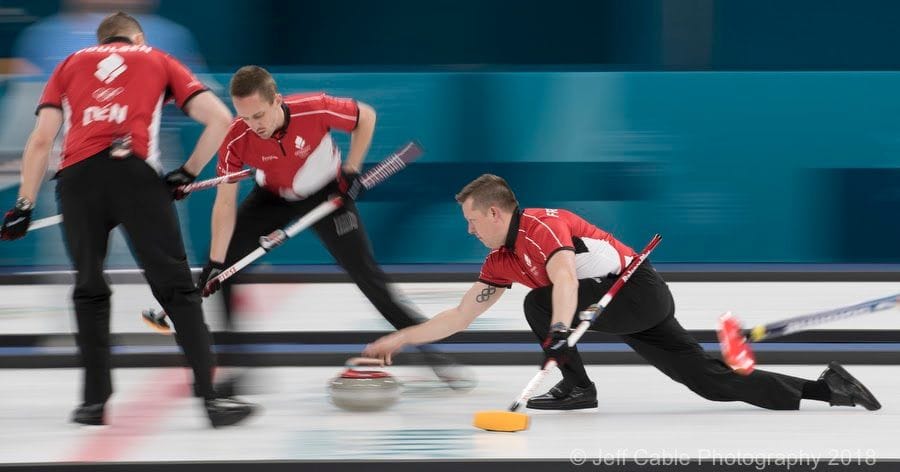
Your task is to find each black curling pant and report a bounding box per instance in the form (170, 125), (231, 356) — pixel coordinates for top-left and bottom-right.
(220, 183), (425, 332)
(523, 262), (807, 410)
(56, 152), (216, 404)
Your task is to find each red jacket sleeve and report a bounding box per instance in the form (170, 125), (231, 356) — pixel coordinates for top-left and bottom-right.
(36, 60), (67, 114)
(216, 122), (246, 176)
(478, 252), (513, 288)
(313, 94), (359, 132)
(162, 53), (208, 109)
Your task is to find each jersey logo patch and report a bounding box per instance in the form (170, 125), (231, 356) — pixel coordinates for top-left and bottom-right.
(95, 54), (127, 84)
(294, 136), (310, 157)
(92, 87), (124, 102)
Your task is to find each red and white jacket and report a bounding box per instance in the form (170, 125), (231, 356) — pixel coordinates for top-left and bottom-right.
(217, 92), (358, 200)
(38, 39), (207, 171)
(479, 208), (636, 289)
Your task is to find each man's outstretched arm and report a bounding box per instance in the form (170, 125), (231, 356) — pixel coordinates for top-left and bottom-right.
(363, 281), (506, 364)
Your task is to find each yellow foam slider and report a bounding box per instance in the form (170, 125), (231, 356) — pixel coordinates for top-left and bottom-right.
(473, 410), (530, 432)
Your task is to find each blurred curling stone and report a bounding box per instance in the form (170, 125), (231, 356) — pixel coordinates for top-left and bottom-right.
(328, 357), (400, 411)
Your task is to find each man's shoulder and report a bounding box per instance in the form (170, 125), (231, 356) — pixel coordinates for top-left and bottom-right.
(522, 207), (577, 215)
(521, 208), (586, 239)
(283, 92), (326, 112)
(146, 46), (177, 63)
(483, 247), (512, 264)
(223, 120), (252, 148)
(522, 207), (577, 223)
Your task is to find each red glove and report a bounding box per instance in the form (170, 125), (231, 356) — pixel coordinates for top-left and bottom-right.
(717, 312), (756, 375)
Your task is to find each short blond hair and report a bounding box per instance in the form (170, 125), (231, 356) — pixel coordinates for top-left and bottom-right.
(96, 12), (142, 43)
(230, 65), (278, 103)
(455, 174), (518, 211)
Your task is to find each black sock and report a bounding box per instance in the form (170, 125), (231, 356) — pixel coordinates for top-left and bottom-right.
(801, 379), (831, 402)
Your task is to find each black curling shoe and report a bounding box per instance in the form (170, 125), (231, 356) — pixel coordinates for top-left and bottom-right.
(527, 381), (598, 410)
(71, 403), (105, 426)
(205, 397), (256, 428)
(821, 362), (881, 411)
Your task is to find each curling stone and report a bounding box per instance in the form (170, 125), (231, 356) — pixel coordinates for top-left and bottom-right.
(328, 359), (400, 411)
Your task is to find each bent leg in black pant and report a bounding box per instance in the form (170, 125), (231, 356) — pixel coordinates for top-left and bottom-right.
(220, 187), (302, 329)
(114, 158), (217, 399)
(522, 264), (674, 389)
(523, 283), (601, 388)
(213, 187), (309, 394)
(57, 161), (116, 406)
(312, 198), (426, 330)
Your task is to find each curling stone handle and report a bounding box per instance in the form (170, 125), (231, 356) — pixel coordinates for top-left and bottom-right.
(345, 357), (386, 367)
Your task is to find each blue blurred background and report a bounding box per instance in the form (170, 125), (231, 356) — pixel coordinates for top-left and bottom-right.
(1, 0), (899, 267)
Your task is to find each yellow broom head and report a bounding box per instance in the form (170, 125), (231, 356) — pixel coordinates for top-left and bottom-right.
(473, 410), (530, 432)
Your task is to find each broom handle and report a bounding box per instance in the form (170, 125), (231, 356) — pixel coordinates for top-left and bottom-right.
(747, 293), (900, 342)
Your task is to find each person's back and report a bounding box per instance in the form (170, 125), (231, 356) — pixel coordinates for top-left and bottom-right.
(1, 11), (255, 428)
(2, 5), (212, 271)
(43, 41), (204, 171)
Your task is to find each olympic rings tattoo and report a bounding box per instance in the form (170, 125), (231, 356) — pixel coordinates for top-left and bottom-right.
(476, 285), (497, 303)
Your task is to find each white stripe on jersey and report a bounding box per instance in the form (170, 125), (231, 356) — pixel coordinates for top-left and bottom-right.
(290, 110), (357, 122)
(284, 94), (325, 104)
(225, 127), (251, 149)
(523, 213), (564, 247)
(145, 93), (164, 172)
(223, 128), (251, 175)
(59, 97), (72, 170)
(521, 231), (548, 262)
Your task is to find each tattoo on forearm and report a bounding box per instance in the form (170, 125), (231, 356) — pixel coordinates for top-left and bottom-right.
(476, 286), (497, 303)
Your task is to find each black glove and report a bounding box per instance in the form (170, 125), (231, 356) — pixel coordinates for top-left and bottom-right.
(1, 199), (34, 241)
(164, 166), (196, 200)
(541, 322), (572, 366)
(337, 168), (365, 200)
(198, 260), (226, 297)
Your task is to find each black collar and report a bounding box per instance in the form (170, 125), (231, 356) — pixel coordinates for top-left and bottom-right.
(503, 207), (522, 250)
(101, 36), (133, 45)
(272, 103), (290, 139)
